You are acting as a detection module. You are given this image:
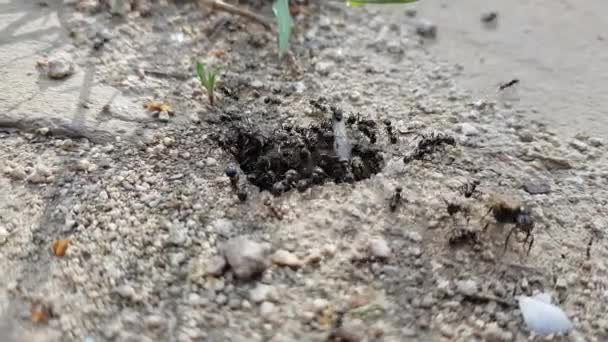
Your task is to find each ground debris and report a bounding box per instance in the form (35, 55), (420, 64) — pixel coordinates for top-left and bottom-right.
(220, 114), (384, 194)
(403, 130), (456, 163)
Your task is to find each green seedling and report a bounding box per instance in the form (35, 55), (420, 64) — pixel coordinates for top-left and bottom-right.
(272, 0), (418, 60)
(196, 62), (218, 106)
(273, 0), (292, 59)
(346, 0), (419, 6)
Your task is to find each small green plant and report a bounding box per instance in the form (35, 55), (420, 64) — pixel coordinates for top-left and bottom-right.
(272, 0), (418, 59)
(196, 62), (218, 106)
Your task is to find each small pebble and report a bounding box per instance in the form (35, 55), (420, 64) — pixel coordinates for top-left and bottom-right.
(415, 20), (437, 39)
(456, 279), (478, 297)
(523, 180), (551, 195)
(46, 54), (75, 79)
(271, 249), (303, 268)
(221, 237), (270, 280)
(369, 238), (391, 259)
(260, 301), (275, 318)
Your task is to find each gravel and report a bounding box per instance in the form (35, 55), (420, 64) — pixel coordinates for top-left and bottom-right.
(221, 237), (271, 280)
(46, 54), (75, 80)
(1, 1), (607, 341)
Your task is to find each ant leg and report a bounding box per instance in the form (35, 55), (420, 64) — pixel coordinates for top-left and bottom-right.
(526, 235), (534, 256)
(482, 222), (490, 233)
(482, 207), (493, 219)
(586, 237), (594, 260)
(503, 226), (515, 253)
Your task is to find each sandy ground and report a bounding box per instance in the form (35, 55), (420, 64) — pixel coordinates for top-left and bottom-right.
(405, 0), (608, 137)
(1, 1), (608, 341)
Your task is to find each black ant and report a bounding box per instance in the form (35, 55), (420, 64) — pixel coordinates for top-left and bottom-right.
(459, 180), (480, 198)
(389, 186), (403, 212)
(499, 79), (519, 91)
(448, 228), (480, 247)
(483, 196), (535, 255)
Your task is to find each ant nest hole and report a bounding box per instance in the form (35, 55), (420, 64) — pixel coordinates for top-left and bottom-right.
(220, 116), (385, 196)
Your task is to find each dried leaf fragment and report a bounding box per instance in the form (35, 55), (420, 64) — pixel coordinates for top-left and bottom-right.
(144, 101), (172, 113)
(208, 48), (226, 58)
(52, 239), (70, 257)
(31, 302), (52, 324)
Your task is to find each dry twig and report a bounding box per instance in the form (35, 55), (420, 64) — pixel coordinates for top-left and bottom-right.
(198, 0), (272, 30)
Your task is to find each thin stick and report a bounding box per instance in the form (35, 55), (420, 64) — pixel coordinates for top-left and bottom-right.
(198, 0), (272, 31)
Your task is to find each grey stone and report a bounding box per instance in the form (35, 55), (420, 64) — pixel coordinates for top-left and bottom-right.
(249, 284), (274, 303)
(260, 301), (275, 318)
(315, 61), (335, 76)
(459, 122), (480, 136)
(158, 111), (170, 122)
(415, 20), (437, 39)
(47, 54), (75, 80)
(369, 238), (391, 259)
(222, 237), (270, 280)
(523, 180), (551, 195)
(456, 279), (478, 297)
(205, 255), (228, 276)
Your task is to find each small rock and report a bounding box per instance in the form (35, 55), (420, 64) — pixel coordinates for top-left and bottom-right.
(47, 54), (75, 80)
(439, 324), (454, 338)
(249, 284), (274, 303)
(144, 315), (165, 329)
(458, 123), (480, 136)
(221, 237), (270, 280)
(569, 139), (589, 153)
(483, 322), (510, 342)
(158, 111), (170, 122)
(456, 279), (478, 297)
(315, 61), (335, 76)
(407, 232), (423, 243)
(4, 166), (27, 180)
(588, 137), (604, 147)
(349, 91), (361, 103)
(36, 127), (50, 136)
(369, 238), (391, 259)
(523, 180), (551, 195)
(555, 278), (568, 290)
(271, 249), (303, 268)
(114, 285), (136, 300)
(205, 255), (227, 276)
(109, 0), (130, 15)
(405, 9), (417, 18)
(260, 301), (275, 318)
(312, 298), (329, 312)
(215, 293), (227, 305)
(250, 80), (264, 89)
(77, 159), (97, 172)
(420, 293), (434, 308)
(518, 131), (535, 142)
(415, 20), (437, 39)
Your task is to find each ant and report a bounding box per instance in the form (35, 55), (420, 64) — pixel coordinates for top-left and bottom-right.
(443, 198), (472, 225)
(483, 196), (535, 255)
(459, 180), (480, 198)
(499, 79), (519, 91)
(389, 186), (403, 212)
(448, 228), (480, 247)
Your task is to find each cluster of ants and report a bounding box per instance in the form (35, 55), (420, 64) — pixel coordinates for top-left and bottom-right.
(389, 180), (536, 255)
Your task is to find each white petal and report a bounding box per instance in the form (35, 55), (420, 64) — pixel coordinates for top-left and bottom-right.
(518, 296), (573, 336)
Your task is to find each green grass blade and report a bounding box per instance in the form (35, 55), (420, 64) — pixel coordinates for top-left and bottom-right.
(347, 0), (418, 6)
(196, 62), (206, 84)
(273, 0), (292, 59)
